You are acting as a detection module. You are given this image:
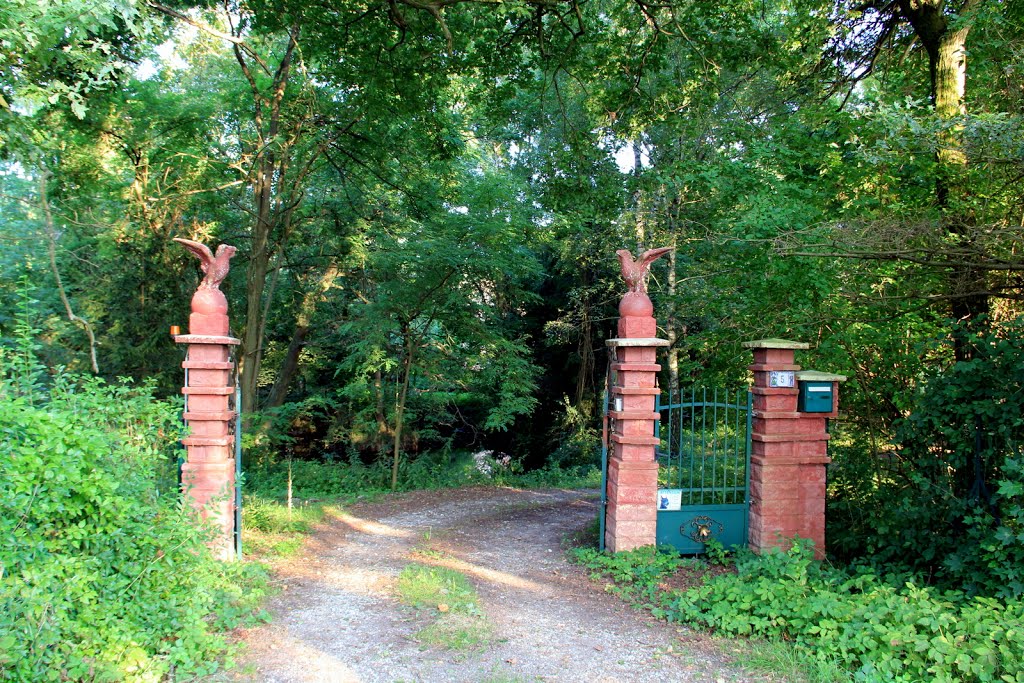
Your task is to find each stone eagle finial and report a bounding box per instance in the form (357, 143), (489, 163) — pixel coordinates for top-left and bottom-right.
(616, 247), (673, 294)
(173, 238), (236, 291)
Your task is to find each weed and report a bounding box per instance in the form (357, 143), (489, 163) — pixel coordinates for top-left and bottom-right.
(563, 513), (601, 548)
(397, 564), (479, 614)
(703, 538), (730, 567)
(736, 639), (845, 683)
(241, 497), (335, 560)
(396, 563), (494, 651)
(572, 539), (1024, 683)
(245, 458), (600, 503)
(415, 613), (494, 651)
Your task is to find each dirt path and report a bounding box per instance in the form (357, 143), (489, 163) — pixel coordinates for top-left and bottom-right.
(232, 487), (772, 683)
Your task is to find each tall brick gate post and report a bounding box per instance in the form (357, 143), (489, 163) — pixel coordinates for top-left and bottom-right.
(173, 239), (238, 561)
(743, 338), (844, 559)
(604, 247), (672, 552)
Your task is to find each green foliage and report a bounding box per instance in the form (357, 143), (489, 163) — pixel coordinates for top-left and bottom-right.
(827, 317), (1024, 596)
(397, 564), (480, 614)
(241, 496), (333, 558)
(703, 538), (730, 567)
(546, 395), (602, 470)
(245, 453), (600, 502)
(575, 541), (1024, 682)
(667, 541), (1024, 683)
(569, 545), (684, 607)
(243, 496), (326, 535)
(0, 0), (155, 142)
(0, 322), (267, 681)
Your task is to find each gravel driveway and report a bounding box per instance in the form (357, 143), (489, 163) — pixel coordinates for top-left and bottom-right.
(231, 487), (773, 682)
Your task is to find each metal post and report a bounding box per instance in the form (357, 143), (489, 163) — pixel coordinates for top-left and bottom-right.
(235, 383), (243, 560)
(599, 365), (610, 552)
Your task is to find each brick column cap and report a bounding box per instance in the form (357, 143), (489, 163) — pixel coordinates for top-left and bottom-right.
(742, 338), (809, 350)
(611, 362), (662, 372)
(752, 432), (832, 443)
(183, 411), (237, 421)
(609, 410), (661, 420)
(606, 337), (670, 347)
(610, 386), (662, 396)
(174, 334), (240, 345)
(796, 370), (848, 382)
(751, 453), (831, 466)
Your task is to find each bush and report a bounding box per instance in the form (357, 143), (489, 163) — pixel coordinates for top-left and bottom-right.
(828, 315), (1024, 598)
(669, 541), (1024, 683)
(245, 451), (600, 502)
(0, 347), (267, 680)
(573, 541), (1024, 682)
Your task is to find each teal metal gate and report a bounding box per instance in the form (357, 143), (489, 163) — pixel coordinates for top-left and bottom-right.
(655, 386), (752, 554)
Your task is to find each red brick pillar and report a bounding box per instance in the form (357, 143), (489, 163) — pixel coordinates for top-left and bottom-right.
(174, 277), (238, 561)
(604, 307), (668, 553)
(742, 339), (844, 559)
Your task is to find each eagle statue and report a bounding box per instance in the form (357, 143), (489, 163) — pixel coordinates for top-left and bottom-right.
(173, 238), (236, 291)
(616, 246), (673, 294)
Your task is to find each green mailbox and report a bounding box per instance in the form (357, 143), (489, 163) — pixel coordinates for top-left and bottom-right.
(798, 381), (833, 413)
(796, 371), (847, 413)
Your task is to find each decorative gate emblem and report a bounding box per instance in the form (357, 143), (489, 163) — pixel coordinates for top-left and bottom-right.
(683, 515), (724, 543)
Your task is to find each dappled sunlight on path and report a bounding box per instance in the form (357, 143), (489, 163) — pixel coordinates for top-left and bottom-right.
(232, 487), (768, 683)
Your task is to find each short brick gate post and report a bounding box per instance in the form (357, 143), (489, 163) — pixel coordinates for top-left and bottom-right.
(742, 338), (845, 559)
(604, 247), (672, 553)
(173, 239), (238, 561)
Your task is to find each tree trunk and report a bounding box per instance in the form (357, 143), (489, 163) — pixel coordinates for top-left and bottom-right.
(665, 238), (679, 391)
(240, 215), (271, 416)
(392, 334), (415, 491)
(236, 27), (298, 418)
(575, 295), (593, 405)
(374, 369), (389, 456)
(264, 265), (340, 410)
(899, 0), (987, 359)
(38, 173), (99, 373)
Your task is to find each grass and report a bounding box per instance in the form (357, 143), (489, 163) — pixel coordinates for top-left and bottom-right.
(396, 562), (494, 651)
(415, 614), (495, 650)
(241, 494), (336, 559)
(244, 455), (601, 503)
(396, 563), (480, 613)
(735, 639), (846, 683)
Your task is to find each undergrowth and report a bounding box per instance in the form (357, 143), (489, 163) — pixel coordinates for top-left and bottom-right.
(241, 496), (335, 558)
(571, 541), (1024, 683)
(244, 455), (600, 502)
(240, 457), (598, 560)
(0, 312), (269, 682)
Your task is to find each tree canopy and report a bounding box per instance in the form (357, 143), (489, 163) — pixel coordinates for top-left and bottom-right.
(1, 0), (1023, 584)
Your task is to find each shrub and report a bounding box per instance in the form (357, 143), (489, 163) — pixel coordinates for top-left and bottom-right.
(245, 451), (600, 502)
(829, 316), (1024, 598)
(668, 541), (1024, 683)
(573, 541), (1024, 682)
(0, 345), (267, 680)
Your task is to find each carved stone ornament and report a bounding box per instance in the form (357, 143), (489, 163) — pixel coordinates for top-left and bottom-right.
(173, 238), (236, 316)
(615, 246), (672, 317)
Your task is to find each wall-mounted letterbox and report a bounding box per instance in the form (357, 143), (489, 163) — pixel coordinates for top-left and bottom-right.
(798, 381), (834, 413)
(795, 370), (847, 413)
